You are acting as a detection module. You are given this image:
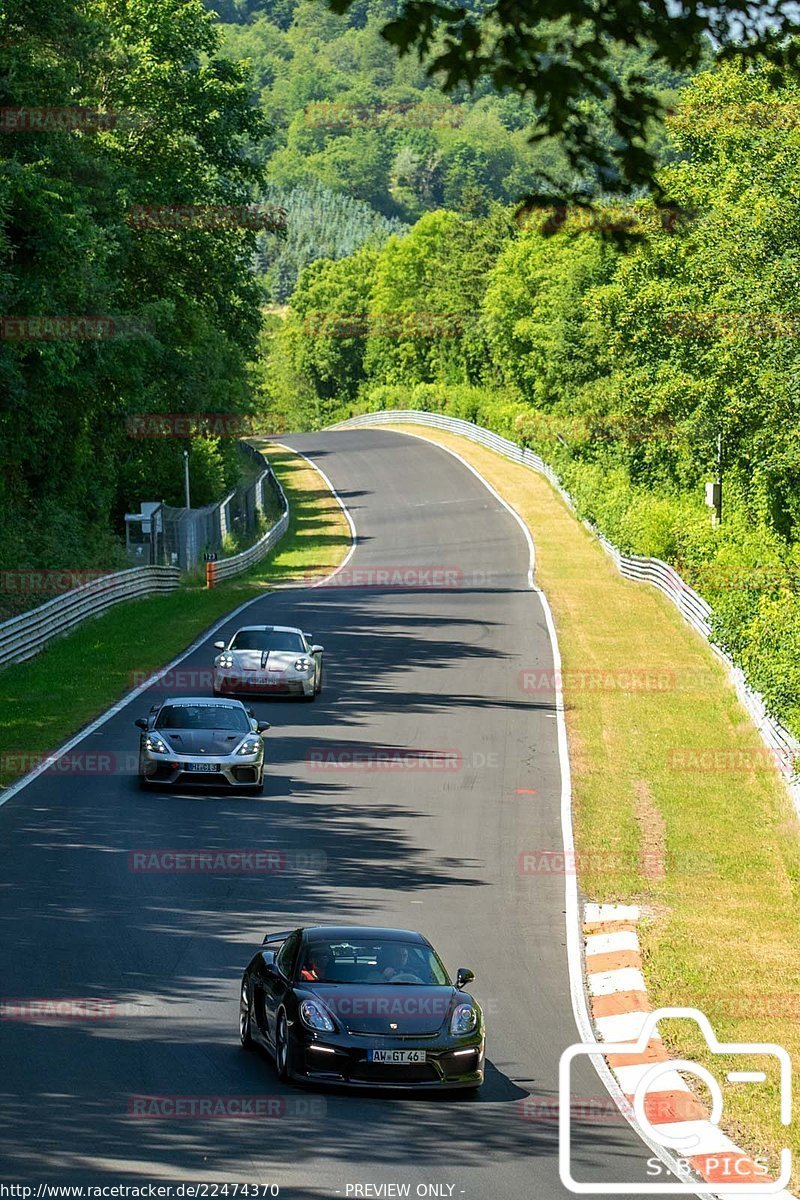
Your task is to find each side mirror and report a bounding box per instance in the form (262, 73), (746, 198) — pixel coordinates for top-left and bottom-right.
(214, 640), (225, 650)
(257, 721), (271, 733)
(134, 717), (148, 730)
(261, 949), (277, 970)
(310, 645), (324, 654)
(455, 967), (475, 990)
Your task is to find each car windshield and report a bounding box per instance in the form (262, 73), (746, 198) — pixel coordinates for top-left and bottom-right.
(155, 704), (249, 731)
(297, 938), (450, 986)
(230, 630), (304, 653)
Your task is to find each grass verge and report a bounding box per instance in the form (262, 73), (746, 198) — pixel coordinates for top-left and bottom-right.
(384, 423), (800, 1184)
(0, 444), (350, 791)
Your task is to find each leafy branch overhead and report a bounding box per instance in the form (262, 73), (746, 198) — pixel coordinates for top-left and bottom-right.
(326, 0), (800, 196)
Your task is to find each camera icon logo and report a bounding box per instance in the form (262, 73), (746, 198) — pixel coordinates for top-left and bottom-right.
(559, 1007), (791, 1194)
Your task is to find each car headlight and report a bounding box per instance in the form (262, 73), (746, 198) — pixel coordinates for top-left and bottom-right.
(299, 998), (335, 1032)
(144, 733), (170, 754)
(236, 736), (262, 757)
(294, 657), (312, 672)
(216, 654), (234, 669)
(450, 1004), (478, 1036)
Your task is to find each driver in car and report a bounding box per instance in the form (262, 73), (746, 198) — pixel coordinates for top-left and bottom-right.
(299, 946), (334, 982)
(378, 944), (422, 983)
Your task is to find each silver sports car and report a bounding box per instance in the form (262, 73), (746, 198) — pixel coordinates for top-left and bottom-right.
(135, 697), (270, 792)
(212, 625), (324, 701)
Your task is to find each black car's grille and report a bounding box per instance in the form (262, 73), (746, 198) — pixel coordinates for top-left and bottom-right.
(348, 1062), (439, 1084)
(175, 771), (226, 785)
(346, 1028), (441, 1039)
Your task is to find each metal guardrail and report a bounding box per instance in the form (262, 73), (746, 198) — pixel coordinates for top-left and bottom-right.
(0, 566), (181, 668)
(333, 409), (800, 806)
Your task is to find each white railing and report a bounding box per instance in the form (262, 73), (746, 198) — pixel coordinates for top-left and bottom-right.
(0, 566), (181, 667)
(206, 474), (290, 586)
(333, 409), (800, 808)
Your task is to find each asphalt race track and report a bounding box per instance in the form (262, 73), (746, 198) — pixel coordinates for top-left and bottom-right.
(0, 430), (685, 1199)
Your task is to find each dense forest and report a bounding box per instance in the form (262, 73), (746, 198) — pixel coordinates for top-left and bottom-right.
(214, 0), (688, 299)
(0, 0), (278, 579)
(262, 58), (800, 736)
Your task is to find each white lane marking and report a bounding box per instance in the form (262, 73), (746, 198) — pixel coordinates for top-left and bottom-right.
(379, 426), (714, 1198)
(727, 1072), (767, 1084)
(0, 443), (357, 810)
(585, 930), (641, 956)
(587, 967), (648, 996)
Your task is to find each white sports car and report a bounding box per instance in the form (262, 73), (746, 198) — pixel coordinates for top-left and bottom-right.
(212, 625), (324, 701)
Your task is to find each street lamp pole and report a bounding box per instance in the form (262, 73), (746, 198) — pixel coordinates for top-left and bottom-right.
(183, 448), (191, 510)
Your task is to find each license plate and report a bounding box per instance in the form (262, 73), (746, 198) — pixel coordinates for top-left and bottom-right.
(186, 762), (218, 773)
(368, 1049), (426, 1064)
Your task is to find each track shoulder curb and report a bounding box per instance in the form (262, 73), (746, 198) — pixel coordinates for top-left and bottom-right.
(583, 904), (795, 1197)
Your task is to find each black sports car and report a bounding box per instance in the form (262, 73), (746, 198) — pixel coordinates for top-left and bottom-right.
(238, 925), (485, 1090)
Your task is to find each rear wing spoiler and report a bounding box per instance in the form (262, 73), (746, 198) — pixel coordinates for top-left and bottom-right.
(262, 929), (295, 945)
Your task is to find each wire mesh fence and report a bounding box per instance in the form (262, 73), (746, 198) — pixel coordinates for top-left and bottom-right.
(125, 448), (284, 570)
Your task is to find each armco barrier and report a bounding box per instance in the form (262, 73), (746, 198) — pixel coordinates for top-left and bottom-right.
(0, 566), (181, 668)
(332, 410), (800, 809)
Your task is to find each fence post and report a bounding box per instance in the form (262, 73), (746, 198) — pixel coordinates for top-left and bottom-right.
(206, 560), (216, 589)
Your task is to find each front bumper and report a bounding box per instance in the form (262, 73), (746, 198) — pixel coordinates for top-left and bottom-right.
(140, 749), (263, 788)
(289, 1028), (485, 1089)
(213, 669), (313, 697)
